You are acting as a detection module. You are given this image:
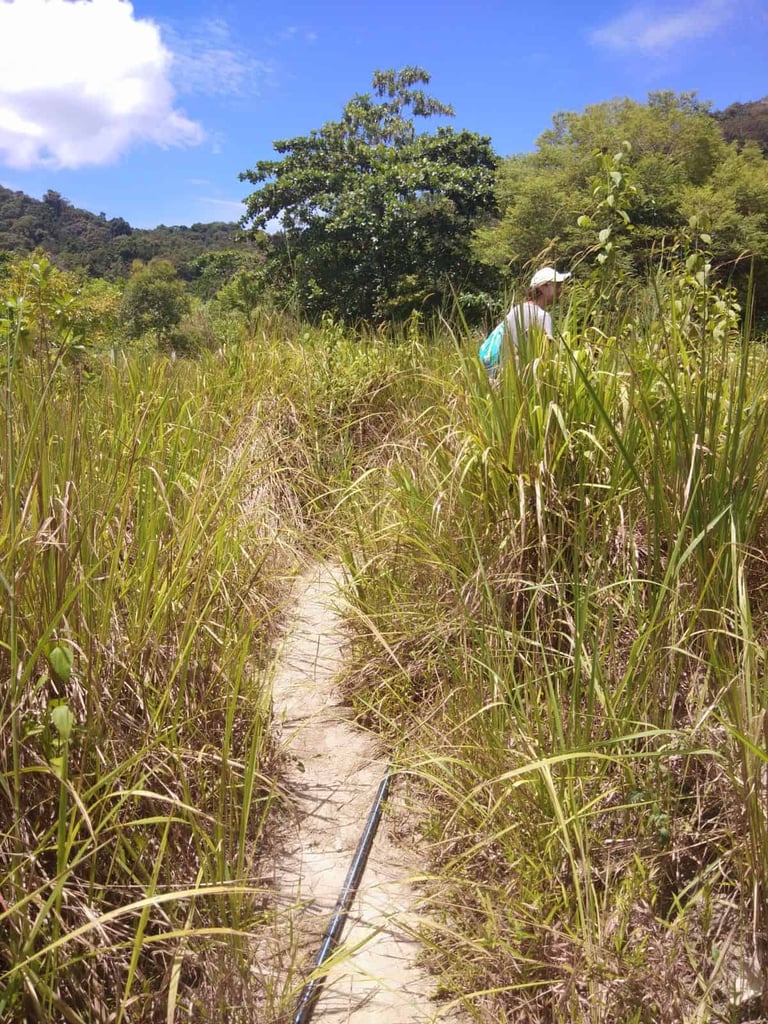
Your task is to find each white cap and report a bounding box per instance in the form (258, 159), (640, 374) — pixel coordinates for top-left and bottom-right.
(529, 267), (571, 289)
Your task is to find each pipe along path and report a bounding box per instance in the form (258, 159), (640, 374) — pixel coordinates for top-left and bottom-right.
(268, 563), (450, 1024)
(292, 766), (393, 1024)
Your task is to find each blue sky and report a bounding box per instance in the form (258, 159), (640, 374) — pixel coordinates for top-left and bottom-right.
(0, 0), (766, 229)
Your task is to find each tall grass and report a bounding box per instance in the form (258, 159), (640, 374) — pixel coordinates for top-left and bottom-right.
(0, 261), (295, 1021)
(5, 247), (766, 1021)
(0, 261), (441, 1021)
(339, 262), (768, 1021)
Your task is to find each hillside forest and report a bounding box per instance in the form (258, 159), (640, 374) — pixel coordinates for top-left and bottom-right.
(2, 70), (768, 1024)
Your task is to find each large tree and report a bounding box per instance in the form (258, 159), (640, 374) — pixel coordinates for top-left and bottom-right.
(239, 68), (499, 322)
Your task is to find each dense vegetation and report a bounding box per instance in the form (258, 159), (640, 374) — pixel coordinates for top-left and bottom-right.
(475, 92), (768, 319)
(2, 73), (768, 1023)
(3, 81), (765, 327)
(339, 244), (768, 1023)
(0, 254), (427, 1021)
(0, 186), (247, 282)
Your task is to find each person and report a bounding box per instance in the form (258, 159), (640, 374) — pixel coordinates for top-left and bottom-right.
(479, 266), (571, 375)
(506, 266), (571, 348)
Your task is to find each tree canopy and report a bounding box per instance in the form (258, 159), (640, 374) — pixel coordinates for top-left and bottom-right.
(120, 259), (190, 345)
(475, 92), (768, 311)
(239, 67), (499, 322)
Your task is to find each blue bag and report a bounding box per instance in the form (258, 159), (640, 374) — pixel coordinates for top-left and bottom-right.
(478, 321), (505, 375)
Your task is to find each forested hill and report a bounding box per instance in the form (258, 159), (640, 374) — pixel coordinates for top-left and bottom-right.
(0, 186), (241, 280)
(714, 96), (768, 153)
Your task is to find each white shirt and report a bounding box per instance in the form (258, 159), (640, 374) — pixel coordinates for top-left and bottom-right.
(504, 301), (552, 347)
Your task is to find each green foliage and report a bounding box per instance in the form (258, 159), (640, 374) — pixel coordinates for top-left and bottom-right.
(477, 91), (768, 315)
(120, 258), (191, 344)
(240, 67), (499, 323)
(191, 244), (266, 300)
(47, 643), (74, 685)
(0, 184), (244, 280)
(1, 252), (86, 361)
(576, 142), (638, 278)
(67, 276), (123, 347)
(679, 140), (768, 314)
(216, 268), (264, 328)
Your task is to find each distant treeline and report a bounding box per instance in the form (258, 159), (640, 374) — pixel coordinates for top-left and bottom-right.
(0, 186), (249, 281)
(714, 96), (768, 154)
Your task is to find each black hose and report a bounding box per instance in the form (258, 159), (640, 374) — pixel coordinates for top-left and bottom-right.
(291, 765), (393, 1024)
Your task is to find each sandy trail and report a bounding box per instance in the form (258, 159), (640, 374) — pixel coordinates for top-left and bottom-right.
(267, 561), (458, 1023)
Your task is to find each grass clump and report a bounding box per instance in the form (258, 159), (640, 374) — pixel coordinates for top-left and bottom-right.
(339, 259), (768, 1022)
(0, 259), (295, 1022)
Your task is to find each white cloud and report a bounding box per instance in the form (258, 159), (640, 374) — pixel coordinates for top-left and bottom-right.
(165, 18), (273, 98)
(590, 0), (734, 54)
(0, 0), (203, 170)
(267, 24), (318, 47)
(199, 196), (247, 215)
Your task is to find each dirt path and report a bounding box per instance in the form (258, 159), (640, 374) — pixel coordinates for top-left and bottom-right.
(267, 561), (459, 1023)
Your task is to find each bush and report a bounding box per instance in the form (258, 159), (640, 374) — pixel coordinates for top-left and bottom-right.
(120, 258), (190, 344)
